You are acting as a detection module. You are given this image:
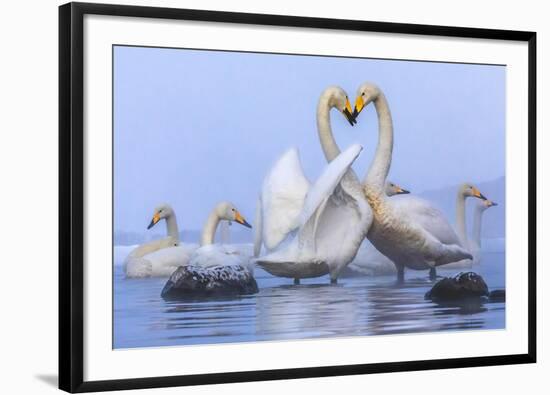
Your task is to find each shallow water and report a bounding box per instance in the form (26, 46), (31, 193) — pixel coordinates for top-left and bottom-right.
(113, 251), (505, 349)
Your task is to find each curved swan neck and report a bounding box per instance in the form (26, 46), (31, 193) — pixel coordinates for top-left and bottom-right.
(472, 204), (485, 248)
(364, 92), (393, 190)
(165, 214), (180, 242)
(455, 190), (468, 247)
(317, 92), (341, 162)
(201, 210), (221, 246)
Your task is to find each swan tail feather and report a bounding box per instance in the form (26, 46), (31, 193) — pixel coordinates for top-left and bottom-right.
(435, 244), (473, 266)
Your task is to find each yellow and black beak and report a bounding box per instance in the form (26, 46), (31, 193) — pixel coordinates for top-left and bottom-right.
(234, 211), (252, 229)
(396, 186), (410, 195)
(147, 212), (161, 229)
(352, 95), (365, 119)
(472, 187), (487, 201)
(486, 200), (498, 207)
(343, 98), (356, 126)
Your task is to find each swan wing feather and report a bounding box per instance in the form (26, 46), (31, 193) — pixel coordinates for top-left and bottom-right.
(256, 144), (371, 279)
(260, 148), (311, 251)
(190, 245), (251, 269)
(390, 195), (462, 246)
(298, 144), (363, 230)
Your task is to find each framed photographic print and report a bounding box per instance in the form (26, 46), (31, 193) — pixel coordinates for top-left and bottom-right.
(59, 2), (536, 392)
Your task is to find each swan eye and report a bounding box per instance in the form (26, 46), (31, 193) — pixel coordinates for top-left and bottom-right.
(361, 92), (365, 96)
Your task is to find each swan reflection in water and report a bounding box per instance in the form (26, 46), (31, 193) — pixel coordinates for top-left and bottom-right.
(113, 252), (504, 349)
(133, 267), (502, 348)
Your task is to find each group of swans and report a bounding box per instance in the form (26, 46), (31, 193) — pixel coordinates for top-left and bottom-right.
(254, 82), (496, 283)
(124, 202), (254, 290)
(159, 202), (259, 297)
(124, 81), (498, 292)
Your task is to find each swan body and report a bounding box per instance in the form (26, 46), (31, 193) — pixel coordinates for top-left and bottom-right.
(161, 202), (258, 298)
(123, 204), (197, 278)
(352, 83), (472, 280)
(256, 144), (371, 281)
(189, 201), (254, 271)
(189, 244), (253, 270)
(254, 86), (371, 283)
(346, 181), (409, 276)
(364, 192), (469, 271)
(125, 244), (197, 278)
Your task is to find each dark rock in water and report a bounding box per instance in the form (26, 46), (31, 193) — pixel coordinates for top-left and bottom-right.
(489, 289), (506, 302)
(161, 265), (259, 299)
(425, 272), (489, 301)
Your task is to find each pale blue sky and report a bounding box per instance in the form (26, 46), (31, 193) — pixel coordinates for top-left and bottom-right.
(114, 46), (505, 233)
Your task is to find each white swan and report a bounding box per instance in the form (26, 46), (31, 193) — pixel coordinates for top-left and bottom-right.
(254, 86), (371, 284)
(446, 186), (496, 268)
(352, 82), (472, 281)
(123, 204), (198, 278)
(188, 201), (253, 270)
(455, 183), (488, 248)
(253, 86), (360, 256)
(161, 202), (258, 298)
(255, 142), (371, 284)
(470, 199), (498, 262)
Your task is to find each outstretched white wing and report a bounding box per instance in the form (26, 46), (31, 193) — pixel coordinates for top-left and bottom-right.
(259, 148), (311, 251)
(297, 144), (370, 268)
(257, 144), (370, 279)
(298, 144), (363, 239)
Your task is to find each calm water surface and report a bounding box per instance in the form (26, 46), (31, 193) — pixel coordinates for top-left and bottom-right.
(113, 251), (505, 349)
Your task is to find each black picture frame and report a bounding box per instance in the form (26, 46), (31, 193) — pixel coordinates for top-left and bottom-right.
(59, 2), (537, 393)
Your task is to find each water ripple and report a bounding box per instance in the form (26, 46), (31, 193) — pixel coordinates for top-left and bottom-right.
(114, 252), (505, 348)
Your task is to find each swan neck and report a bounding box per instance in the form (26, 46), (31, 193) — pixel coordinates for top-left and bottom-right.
(472, 205), (485, 248)
(455, 191), (468, 247)
(165, 214), (179, 242)
(364, 92), (393, 190)
(317, 93), (341, 162)
(201, 210), (220, 246)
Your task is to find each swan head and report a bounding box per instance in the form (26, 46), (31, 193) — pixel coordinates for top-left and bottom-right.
(147, 203), (174, 229)
(459, 183), (487, 200)
(322, 86), (355, 126)
(352, 82), (382, 119)
(483, 199), (498, 208)
(386, 181), (410, 196)
(216, 201), (252, 228)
